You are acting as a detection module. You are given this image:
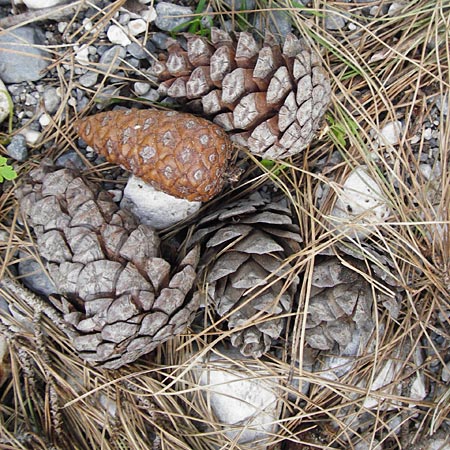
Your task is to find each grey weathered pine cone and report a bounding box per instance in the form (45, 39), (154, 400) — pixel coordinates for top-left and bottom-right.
(305, 254), (400, 353)
(190, 188), (302, 358)
(151, 28), (331, 160)
(16, 162), (200, 369)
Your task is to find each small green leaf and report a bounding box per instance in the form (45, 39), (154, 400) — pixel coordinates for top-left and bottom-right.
(261, 159), (276, 170)
(0, 157), (17, 182)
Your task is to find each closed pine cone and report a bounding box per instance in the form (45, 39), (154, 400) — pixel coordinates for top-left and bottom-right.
(16, 162), (200, 369)
(190, 188), (302, 358)
(74, 108), (233, 202)
(305, 255), (398, 352)
(152, 28), (331, 159)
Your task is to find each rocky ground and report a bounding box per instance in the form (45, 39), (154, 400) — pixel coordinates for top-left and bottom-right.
(0, 1), (449, 449)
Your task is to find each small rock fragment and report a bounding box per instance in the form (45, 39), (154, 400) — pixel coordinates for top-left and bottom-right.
(329, 166), (391, 240)
(154, 2), (193, 32)
(107, 25), (131, 46)
(121, 175), (201, 230)
(0, 79), (10, 124)
(7, 134), (28, 161)
(376, 120), (403, 146)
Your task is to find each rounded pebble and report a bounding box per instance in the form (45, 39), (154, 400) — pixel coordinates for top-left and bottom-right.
(7, 134), (28, 161)
(128, 19), (147, 36)
(107, 25), (131, 46)
(0, 78), (11, 124)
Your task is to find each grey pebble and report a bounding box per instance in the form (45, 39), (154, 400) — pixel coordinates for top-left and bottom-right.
(150, 31), (172, 50)
(43, 87), (60, 113)
(7, 134), (28, 162)
(18, 252), (58, 297)
(127, 41), (155, 59)
(222, 0), (255, 9)
(252, 9), (292, 37)
(99, 46), (126, 73)
(325, 7), (348, 30)
(79, 71), (98, 88)
(55, 150), (86, 170)
(154, 2), (194, 32)
(0, 26), (50, 83)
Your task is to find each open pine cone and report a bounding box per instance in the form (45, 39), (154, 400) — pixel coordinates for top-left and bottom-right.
(190, 188), (302, 358)
(152, 29), (331, 159)
(16, 162), (199, 369)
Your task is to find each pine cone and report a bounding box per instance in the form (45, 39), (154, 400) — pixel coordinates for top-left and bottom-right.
(16, 162), (200, 369)
(190, 188), (302, 358)
(74, 108), (233, 202)
(152, 29), (331, 159)
(305, 256), (397, 352)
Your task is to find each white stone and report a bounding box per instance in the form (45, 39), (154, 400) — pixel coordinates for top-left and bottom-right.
(82, 18), (93, 32)
(409, 372), (427, 403)
(388, 1), (407, 17)
(362, 359), (401, 409)
(329, 166), (391, 240)
(120, 175), (201, 230)
(107, 24), (131, 46)
(442, 361), (450, 383)
(22, 128), (41, 145)
(376, 120), (403, 146)
(134, 82), (150, 96)
(127, 19), (147, 36)
(141, 6), (157, 22)
(38, 113), (51, 127)
(22, 0), (65, 8)
(0, 79), (11, 125)
(196, 347), (280, 446)
(74, 45), (90, 66)
(57, 22), (68, 33)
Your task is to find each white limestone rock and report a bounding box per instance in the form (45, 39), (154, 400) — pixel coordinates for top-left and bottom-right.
(329, 166), (391, 240)
(0, 79), (10, 124)
(120, 175), (201, 230)
(19, 0), (66, 8)
(107, 24), (131, 46)
(196, 347), (281, 447)
(376, 120), (404, 146)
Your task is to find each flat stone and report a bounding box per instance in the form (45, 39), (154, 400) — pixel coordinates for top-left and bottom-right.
(18, 252), (58, 296)
(154, 2), (193, 32)
(99, 46), (126, 73)
(79, 71), (98, 88)
(0, 26), (50, 83)
(7, 134), (28, 161)
(121, 175), (201, 230)
(195, 346), (280, 447)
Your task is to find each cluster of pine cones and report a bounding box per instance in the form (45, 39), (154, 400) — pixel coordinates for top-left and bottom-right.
(11, 28), (397, 369)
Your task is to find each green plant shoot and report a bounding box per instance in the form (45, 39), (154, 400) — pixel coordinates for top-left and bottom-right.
(0, 156), (17, 182)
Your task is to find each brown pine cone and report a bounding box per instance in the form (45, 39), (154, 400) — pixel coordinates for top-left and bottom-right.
(16, 162), (200, 369)
(190, 188), (302, 358)
(152, 29), (331, 159)
(74, 108), (233, 202)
